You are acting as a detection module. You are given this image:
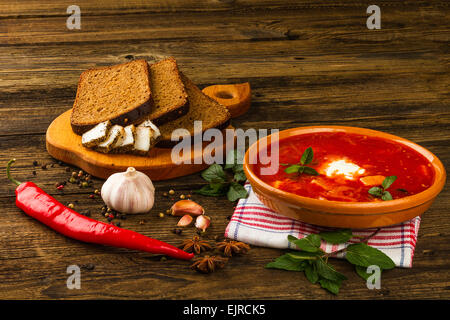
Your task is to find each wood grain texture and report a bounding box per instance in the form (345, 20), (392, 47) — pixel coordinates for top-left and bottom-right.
(0, 0), (449, 300)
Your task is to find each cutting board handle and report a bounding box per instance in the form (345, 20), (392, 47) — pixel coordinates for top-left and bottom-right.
(202, 82), (251, 118)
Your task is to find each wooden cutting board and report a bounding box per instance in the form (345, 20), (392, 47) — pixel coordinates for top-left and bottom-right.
(46, 83), (251, 180)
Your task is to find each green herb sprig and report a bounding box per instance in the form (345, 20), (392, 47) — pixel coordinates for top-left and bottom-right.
(368, 176), (397, 201)
(282, 147), (319, 176)
(265, 229), (395, 295)
(195, 150), (249, 202)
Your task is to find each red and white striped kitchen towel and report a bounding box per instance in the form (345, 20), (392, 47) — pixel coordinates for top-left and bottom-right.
(225, 183), (420, 268)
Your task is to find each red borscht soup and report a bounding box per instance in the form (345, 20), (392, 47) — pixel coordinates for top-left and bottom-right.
(252, 132), (434, 202)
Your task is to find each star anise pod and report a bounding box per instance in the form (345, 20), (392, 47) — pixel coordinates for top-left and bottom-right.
(190, 255), (228, 273)
(216, 240), (251, 257)
(179, 236), (212, 254)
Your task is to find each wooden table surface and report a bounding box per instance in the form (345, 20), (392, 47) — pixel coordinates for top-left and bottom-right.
(0, 0), (449, 300)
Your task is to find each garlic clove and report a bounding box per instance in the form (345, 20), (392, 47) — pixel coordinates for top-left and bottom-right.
(170, 200), (205, 217)
(177, 214), (194, 227)
(195, 215), (211, 232)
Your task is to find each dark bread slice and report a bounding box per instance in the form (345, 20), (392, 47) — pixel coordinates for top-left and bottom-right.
(71, 59), (153, 135)
(134, 58), (189, 126)
(156, 73), (231, 147)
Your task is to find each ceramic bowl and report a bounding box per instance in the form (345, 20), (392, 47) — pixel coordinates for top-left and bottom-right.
(243, 126), (446, 228)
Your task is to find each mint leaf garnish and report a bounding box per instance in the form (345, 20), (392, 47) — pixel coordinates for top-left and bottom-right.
(233, 170), (247, 182)
(284, 147), (319, 178)
(265, 254), (306, 271)
(315, 258), (347, 282)
(305, 263), (319, 284)
(368, 176), (397, 201)
(288, 251), (321, 260)
(355, 265), (371, 281)
(194, 184), (228, 197)
(381, 191), (393, 201)
(201, 164), (227, 182)
(368, 187), (383, 197)
(285, 165), (302, 174)
(196, 150), (249, 202)
(345, 243), (395, 270)
(288, 234), (322, 253)
(318, 229), (353, 244)
(267, 230), (396, 295)
(382, 175), (397, 190)
(300, 147), (314, 165)
(227, 182), (248, 202)
(318, 278), (341, 295)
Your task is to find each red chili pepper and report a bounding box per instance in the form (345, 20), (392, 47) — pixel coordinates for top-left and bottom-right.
(7, 159), (193, 260)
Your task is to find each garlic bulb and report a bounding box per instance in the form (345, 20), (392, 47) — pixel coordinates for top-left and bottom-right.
(101, 167), (155, 214)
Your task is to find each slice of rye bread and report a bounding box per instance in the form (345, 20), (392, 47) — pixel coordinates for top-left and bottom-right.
(155, 73), (231, 147)
(71, 59), (153, 135)
(134, 58), (189, 126)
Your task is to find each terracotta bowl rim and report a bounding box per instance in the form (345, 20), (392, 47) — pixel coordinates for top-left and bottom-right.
(243, 125), (446, 215)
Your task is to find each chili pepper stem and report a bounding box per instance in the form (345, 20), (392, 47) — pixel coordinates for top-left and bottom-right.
(7, 159), (22, 186)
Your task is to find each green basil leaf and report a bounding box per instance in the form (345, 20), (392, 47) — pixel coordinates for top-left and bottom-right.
(233, 170), (247, 182)
(318, 278), (341, 295)
(355, 265), (371, 281)
(307, 234), (322, 247)
(227, 182), (249, 202)
(382, 175), (397, 190)
(318, 229), (353, 244)
(345, 243), (395, 270)
(201, 164), (227, 182)
(315, 258), (347, 281)
(210, 180), (230, 192)
(289, 240), (319, 252)
(368, 187), (383, 197)
(288, 234), (322, 253)
(285, 165), (301, 174)
(194, 184), (227, 197)
(381, 191), (393, 201)
(300, 147), (314, 165)
(302, 166), (319, 176)
(265, 254), (306, 271)
(287, 251), (321, 260)
(304, 264), (319, 284)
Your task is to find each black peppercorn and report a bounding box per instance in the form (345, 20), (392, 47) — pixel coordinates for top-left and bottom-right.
(82, 263), (95, 271)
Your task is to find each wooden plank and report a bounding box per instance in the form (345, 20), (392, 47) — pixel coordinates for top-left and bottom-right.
(1, 0), (447, 18)
(1, 4), (449, 45)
